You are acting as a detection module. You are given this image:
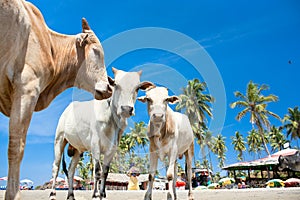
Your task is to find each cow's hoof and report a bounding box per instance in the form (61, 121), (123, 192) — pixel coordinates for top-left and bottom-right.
(49, 191), (56, 200)
(92, 192), (101, 200)
(188, 193), (194, 200)
(167, 192), (172, 200)
(67, 193), (75, 200)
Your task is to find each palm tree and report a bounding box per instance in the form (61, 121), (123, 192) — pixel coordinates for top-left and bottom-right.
(231, 131), (246, 161)
(195, 160), (201, 168)
(77, 153), (90, 180)
(269, 126), (287, 152)
(201, 130), (214, 172)
(283, 106), (300, 147)
(212, 134), (227, 168)
(247, 129), (264, 159)
(176, 79), (214, 123)
(176, 79), (214, 145)
(230, 81), (280, 156)
(127, 121), (149, 154)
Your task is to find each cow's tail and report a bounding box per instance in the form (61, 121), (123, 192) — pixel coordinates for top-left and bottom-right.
(62, 152), (68, 179)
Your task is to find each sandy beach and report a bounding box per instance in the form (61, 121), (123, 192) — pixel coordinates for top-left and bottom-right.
(1, 188), (299, 200)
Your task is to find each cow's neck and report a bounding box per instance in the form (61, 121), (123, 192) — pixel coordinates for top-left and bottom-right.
(35, 32), (79, 111)
(50, 31), (79, 87)
(110, 98), (128, 133)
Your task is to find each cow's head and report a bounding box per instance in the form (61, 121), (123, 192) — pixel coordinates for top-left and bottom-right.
(138, 87), (179, 125)
(75, 18), (112, 100)
(111, 67), (155, 118)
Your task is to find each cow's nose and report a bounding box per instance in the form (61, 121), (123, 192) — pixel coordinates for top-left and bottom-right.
(152, 113), (164, 121)
(121, 106), (134, 116)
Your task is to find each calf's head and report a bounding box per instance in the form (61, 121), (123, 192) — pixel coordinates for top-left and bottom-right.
(75, 18), (112, 100)
(138, 87), (179, 125)
(111, 68), (155, 118)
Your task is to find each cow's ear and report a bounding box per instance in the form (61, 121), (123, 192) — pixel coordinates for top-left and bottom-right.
(137, 96), (147, 103)
(137, 70), (142, 76)
(76, 34), (89, 47)
(112, 67), (119, 75)
(82, 18), (92, 33)
(166, 96), (180, 104)
(108, 76), (115, 86)
(137, 81), (155, 91)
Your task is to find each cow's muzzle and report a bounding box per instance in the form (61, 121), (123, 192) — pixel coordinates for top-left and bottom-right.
(121, 105), (134, 117)
(151, 113), (165, 123)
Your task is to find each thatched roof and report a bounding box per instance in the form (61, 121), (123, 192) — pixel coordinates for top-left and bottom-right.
(223, 148), (298, 170)
(106, 173), (149, 183)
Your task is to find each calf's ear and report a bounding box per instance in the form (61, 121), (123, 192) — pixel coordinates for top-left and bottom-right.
(137, 81), (156, 91)
(137, 96), (147, 103)
(166, 96), (180, 104)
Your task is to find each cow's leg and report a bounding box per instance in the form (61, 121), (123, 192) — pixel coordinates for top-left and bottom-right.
(99, 152), (114, 199)
(166, 149), (178, 200)
(66, 149), (81, 200)
(50, 137), (68, 200)
(5, 79), (39, 200)
(172, 161), (177, 200)
(144, 147), (158, 200)
(185, 144), (194, 200)
(92, 159), (102, 200)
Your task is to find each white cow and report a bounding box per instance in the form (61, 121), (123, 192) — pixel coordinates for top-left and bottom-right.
(50, 68), (155, 200)
(0, 1), (111, 199)
(138, 87), (194, 200)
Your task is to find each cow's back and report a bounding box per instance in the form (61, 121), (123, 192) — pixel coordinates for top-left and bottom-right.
(0, 0), (31, 116)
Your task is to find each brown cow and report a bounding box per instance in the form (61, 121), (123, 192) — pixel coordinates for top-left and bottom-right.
(0, 0), (112, 199)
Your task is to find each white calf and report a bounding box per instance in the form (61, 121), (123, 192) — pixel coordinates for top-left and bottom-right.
(50, 68), (154, 200)
(138, 87), (194, 200)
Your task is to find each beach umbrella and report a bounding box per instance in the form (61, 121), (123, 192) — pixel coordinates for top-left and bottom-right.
(266, 179), (284, 188)
(0, 176), (7, 181)
(218, 177), (235, 186)
(73, 175), (83, 181)
(284, 178), (300, 187)
(20, 179), (34, 184)
(195, 185), (207, 190)
(207, 183), (219, 189)
(50, 177), (65, 183)
(175, 180), (186, 187)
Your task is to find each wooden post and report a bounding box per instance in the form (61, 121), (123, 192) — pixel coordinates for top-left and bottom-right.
(267, 166), (270, 180)
(233, 170), (237, 181)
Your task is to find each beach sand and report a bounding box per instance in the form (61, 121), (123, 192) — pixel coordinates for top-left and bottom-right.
(1, 188), (300, 200)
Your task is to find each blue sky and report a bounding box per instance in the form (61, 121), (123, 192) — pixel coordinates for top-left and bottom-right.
(0, 0), (300, 186)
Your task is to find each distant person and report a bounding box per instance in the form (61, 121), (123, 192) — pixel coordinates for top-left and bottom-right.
(127, 166), (140, 190)
(127, 172), (140, 190)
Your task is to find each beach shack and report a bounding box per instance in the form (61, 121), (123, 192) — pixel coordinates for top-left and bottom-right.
(104, 173), (149, 190)
(222, 148), (300, 187)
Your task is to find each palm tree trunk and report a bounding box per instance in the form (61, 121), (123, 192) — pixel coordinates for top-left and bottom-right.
(208, 151), (213, 172)
(257, 125), (271, 156)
